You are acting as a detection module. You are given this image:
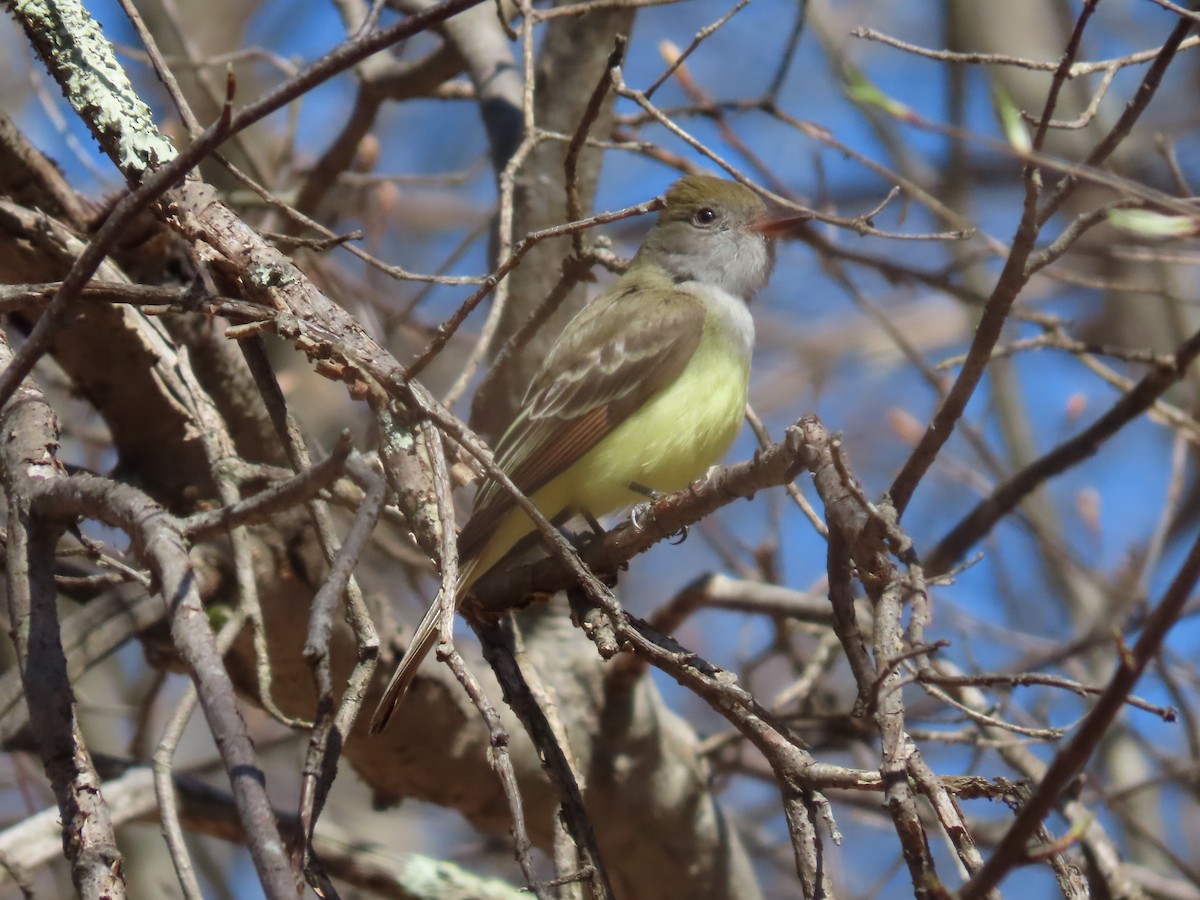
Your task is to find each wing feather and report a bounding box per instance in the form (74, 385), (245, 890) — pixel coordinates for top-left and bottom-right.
(457, 280), (706, 565)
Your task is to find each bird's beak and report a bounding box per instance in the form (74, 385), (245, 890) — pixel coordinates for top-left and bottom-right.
(749, 211), (810, 238)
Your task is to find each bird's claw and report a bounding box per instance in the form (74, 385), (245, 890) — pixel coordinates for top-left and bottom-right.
(631, 500), (652, 530)
(628, 481), (665, 531)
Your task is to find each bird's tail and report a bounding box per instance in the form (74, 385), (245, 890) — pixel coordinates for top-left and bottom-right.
(368, 557), (480, 734)
(368, 595), (442, 734)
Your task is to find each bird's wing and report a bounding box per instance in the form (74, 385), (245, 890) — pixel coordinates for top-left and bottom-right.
(457, 281), (706, 563)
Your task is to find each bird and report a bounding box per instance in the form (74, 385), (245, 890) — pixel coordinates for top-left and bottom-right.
(370, 174), (796, 732)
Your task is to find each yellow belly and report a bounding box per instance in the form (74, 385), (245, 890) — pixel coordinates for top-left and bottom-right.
(465, 326), (750, 584)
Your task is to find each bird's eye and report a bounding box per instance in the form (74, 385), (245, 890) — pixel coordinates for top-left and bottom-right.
(693, 207), (717, 226)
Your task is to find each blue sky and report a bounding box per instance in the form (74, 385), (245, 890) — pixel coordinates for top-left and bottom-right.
(5, 0), (1200, 895)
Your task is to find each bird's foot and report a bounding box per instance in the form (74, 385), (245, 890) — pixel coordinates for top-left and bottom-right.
(628, 481), (660, 500)
(628, 481), (661, 530)
(630, 501), (651, 530)
(557, 511), (607, 559)
(556, 525), (587, 553)
(627, 482), (689, 543)
(579, 509), (607, 541)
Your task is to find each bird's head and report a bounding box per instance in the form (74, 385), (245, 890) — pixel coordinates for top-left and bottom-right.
(633, 175), (805, 301)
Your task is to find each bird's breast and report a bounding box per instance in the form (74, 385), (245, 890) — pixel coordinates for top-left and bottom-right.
(564, 298), (753, 516)
(695, 283), (755, 365)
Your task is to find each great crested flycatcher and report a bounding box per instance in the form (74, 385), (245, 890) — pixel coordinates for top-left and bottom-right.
(370, 175), (794, 732)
